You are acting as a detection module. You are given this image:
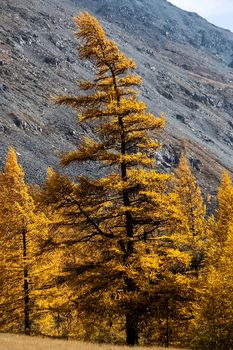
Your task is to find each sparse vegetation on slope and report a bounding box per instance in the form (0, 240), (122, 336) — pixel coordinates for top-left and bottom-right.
(1, 0), (233, 186)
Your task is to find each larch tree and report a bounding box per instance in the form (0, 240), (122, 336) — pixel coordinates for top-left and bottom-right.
(190, 171), (233, 350)
(215, 170), (233, 244)
(43, 12), (199, 345)
(175, 154), (206, 240)
(0, 148), (49, 334)
(204, 171), (233, 266)
(174, 154), (207, 272)
(33, 172), (76, 339)
(191, 223), (233, 350)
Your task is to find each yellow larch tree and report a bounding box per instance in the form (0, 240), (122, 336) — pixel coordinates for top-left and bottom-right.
(42, 12), (201, 345)
(175, 154), (206, 240)
(191, 223), (233, 350)
(215, 170), (233, 243)
(174, 154), (207, 272)
(190, 171), (233, 350)
(32, 171), (76, 339)
(0, 148), (49, 334)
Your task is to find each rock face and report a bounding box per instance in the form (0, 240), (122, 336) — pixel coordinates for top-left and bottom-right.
(0, 0), (233, 190)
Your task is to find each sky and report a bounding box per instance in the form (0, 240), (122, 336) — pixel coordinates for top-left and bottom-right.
(168, 0), (233, 32)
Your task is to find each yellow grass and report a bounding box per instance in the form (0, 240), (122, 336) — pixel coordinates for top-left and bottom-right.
(0, 333), (187, 350)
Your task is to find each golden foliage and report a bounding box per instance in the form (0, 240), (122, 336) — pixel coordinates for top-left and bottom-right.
(1, 11), (232, 349)
(0, 148), (50, 334)
(49, 13), (203, 346)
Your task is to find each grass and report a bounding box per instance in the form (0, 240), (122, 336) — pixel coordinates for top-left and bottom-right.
(0, 333), (187, 350)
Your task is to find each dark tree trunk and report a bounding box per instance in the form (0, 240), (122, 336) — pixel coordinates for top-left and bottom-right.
(126, 311), (139, 346)
(22, 226), (30, 334)
(165, 312), (169, 348)
(111, 66), (138, 346)
(165, 299), (170, 348)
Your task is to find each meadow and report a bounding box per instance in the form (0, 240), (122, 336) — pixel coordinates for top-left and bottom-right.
(0, 334), (187, 350)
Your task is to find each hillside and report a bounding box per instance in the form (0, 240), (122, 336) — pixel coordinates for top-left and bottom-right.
(1, 0), (233, 188)
(0, 333), (187, 350)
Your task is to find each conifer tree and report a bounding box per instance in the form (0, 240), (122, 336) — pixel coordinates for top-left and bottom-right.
(0, 148), (49, 334)
(33, 176), (75, 338)
(175, 154), (206, 240)
(45, 12), (198, 345)
(191, 223), (233, 350)
(190, 171), (233, 349)
(215, 170), (233, 243)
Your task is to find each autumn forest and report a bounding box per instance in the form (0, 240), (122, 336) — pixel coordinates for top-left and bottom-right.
(0, 12), (232, 350)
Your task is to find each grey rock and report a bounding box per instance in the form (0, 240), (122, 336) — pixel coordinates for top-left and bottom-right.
(43, 56), (58, 66)
(190, 158), (202, 171)
(175, 114), (186, 124)
(0, 83), (9, 92)
(0, 0), (232, 193)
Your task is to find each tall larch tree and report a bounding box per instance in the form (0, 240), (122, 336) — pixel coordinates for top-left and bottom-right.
(44, 12), (199, 345)
(0, 148), (49, 334)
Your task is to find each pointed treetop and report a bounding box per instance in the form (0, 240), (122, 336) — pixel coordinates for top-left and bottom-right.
(5, 147), (25, 185)
(216, 170), (233, 242)
(175, 153), (206, 240)
(217, 170), (233, 211)
(176, 153), (192, 176)
(219, 170), (232, 187)
(73, 11), (136, 73)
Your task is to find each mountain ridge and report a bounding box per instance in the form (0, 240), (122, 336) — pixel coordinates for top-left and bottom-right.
(0, 0), (233, 191)
(76, 0), (233, 65)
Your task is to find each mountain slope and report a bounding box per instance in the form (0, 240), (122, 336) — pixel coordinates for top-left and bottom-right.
(77, 0), (233, 64)
(0, 0), (233, 189)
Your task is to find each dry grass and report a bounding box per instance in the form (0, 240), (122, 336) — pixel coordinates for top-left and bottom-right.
(0, 333), (187, 350)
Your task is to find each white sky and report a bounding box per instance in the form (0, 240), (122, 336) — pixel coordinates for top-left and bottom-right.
(168, 0), (233, 32)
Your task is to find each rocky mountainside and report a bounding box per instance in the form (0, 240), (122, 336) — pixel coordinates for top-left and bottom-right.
(1, 0), (233, 191)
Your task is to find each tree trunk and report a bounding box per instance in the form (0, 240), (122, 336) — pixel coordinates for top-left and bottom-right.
(112, 67), (138, 345)
(165, 299), (170, 348)
(126, 310), (139, 346)
(22, 226), (30, 334)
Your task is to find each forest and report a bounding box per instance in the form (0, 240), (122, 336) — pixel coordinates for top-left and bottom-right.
(0, 12), (232, 350)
